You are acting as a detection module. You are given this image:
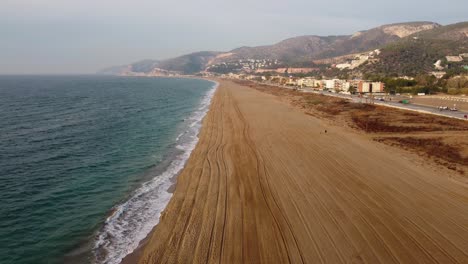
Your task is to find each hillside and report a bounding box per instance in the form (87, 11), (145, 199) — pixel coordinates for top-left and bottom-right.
(130, 59), (161, 73)
(157, 51), (221, 74)
(98, 59), (159, 75)
(99, 21), (443, 75)
(315, 22), (440, 59)
(225, 35), (348, 62)
(211, 22), (439, 64)
(99, 52), (220, 75)
(98, 65), (130, 75)
(411, 21), (468, 40)
(361, 22), (468, 76)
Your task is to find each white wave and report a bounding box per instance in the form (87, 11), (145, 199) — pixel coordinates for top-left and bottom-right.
(93, 80), (218, 264)
(175, 132), (183, 141)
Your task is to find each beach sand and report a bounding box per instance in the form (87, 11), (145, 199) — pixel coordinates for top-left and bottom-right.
(136, 80), (468, 263)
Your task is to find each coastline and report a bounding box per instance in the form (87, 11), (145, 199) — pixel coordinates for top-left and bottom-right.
(133, 79), (468, 263)
(119, 78), (220, 264)
(92, 78), (218, 264)
(118, 78), (219, 264)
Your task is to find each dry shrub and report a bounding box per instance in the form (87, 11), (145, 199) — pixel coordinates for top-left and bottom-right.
(316, 105), (343, 115)
(347, 103), (376, 111)
(376, 137), (468, 167)
(239, 80), (468, 132)
(351, 113), (431, 132)
(350, 105), (468, 132)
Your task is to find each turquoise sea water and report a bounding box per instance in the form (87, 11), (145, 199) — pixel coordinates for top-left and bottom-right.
(0, 75), (216, 264)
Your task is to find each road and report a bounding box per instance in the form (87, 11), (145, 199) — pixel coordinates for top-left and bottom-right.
(301, 89), (468, 120)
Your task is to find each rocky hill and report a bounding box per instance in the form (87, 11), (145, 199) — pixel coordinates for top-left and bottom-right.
(380, 22), (441, 38)
(211, 22), (440, 64)
(225, 35), (348, 62)
(157, 51), (221, 74)
(98, 59), (159, 75)
(99, 52), (221, 75)
(98, 65), (131, 75)
(99, 21), (446, 75)
(315, 22), (440, 59)
(411, 21), (468, 40)
(360, 22), (468, 76)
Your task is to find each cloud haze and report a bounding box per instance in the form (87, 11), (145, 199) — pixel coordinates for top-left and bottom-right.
(1, 0), (467, 74)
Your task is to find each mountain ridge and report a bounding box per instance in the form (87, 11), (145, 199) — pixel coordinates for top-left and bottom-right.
(99, 21), (459, 75)
(360, 22), (468, 76)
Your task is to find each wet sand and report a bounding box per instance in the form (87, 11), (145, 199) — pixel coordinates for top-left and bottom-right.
(137, 80), (468, 263)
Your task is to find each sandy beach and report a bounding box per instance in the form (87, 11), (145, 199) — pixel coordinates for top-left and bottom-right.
(136, 80), (468, 263)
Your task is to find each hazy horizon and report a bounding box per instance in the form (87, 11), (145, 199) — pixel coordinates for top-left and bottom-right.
(1, 0), (467, 74)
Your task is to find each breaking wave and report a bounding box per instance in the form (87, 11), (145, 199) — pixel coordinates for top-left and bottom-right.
(93, 81), (218, 264)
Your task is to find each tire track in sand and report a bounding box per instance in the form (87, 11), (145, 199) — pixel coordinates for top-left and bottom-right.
(138, 80), (468, 264)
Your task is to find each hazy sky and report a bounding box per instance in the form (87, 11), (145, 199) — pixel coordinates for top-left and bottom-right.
(1, 0), (467, 74)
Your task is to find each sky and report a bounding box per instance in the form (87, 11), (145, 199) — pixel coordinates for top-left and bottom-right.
(0, 0), (467, 74)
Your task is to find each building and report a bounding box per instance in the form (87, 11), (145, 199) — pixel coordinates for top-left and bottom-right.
(446, 56), (463, 62)
(348, 80), (361, 89)
(340, 82), (351, 92)
(323, 79), (352, 92)
(286, 78), (297, 86)
(286, 68), (320, 74)
(434, 60), (444, 70)
(324, 79), (337, 90)
(227, 73), (241, 79)
(255, 67), (319, 74)
(358, 81), (385, 93)
(298, 78), (322, 88)
(431, 71), (446, 79)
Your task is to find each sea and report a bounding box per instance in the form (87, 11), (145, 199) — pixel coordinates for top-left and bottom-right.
(0, 75), (217, 264)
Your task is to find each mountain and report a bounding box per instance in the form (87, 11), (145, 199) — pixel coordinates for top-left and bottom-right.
(225, 35), (348, 62)
(157, 51), (221, 74)
(98, 65), (130, 75)
(211, 21), (440, 64)
(361, 22), (468, 76)
(99, 21), (443, 75)
(411, 21), (468, 41)
(98, 53), (220, 75)
(315, 22), (440, 59)
(97, 59), (159, 75)
(130, 59), (161, 73)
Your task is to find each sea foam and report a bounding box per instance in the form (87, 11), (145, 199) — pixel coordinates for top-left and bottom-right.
(93, 81), (218, 264)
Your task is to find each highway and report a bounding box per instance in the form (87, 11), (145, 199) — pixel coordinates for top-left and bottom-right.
(301, 89), (468, 120)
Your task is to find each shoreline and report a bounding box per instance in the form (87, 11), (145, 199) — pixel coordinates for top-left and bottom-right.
(118, 78), (220, 264)
(134, 79), (468, 263)
(91, 78), (218, 264)
(118, 78), (219, 264)
(121, 78), (220, 264)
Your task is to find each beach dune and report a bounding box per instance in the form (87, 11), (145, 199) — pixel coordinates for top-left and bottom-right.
(137, 80), (468, 263)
